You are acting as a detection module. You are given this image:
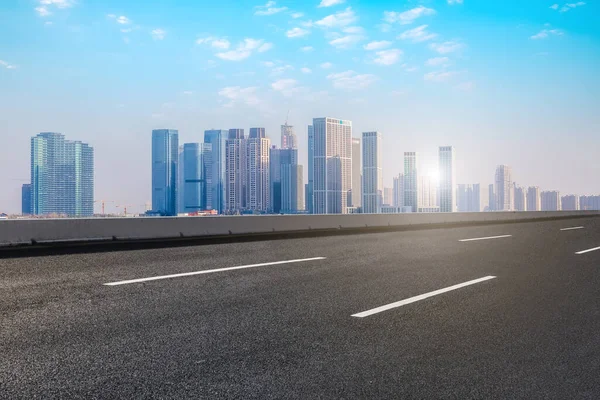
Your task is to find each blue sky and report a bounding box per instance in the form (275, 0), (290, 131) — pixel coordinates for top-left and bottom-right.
(1, 0), (599, 214)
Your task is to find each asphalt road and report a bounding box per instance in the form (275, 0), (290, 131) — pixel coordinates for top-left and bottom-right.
(1, 217), (600, 399)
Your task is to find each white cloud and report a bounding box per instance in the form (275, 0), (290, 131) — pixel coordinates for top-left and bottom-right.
(363, 40), (392, 50)
(0, 60), (17, 70)
(271, 79), (301, 96)
(447, 0), (463, 4)
(320, 62), (333, 69)
(197, 37), (231, 50)
(40, 0), (73, 8)
(378, 24), (392, 33)
(301, 67), (312, 73)
(383, 6), (436, 25)
(530, 29), (563, 40)
(315, 7), (357, 28)
(329, 34), (364, 49)
(373, 49), (402, 66)
(287, 27), (310, 38)
(291, 12), (304, 18)
(398, 25), (437, 42)
(151, 29), (166, 40)
(429, 41), (464, 54)
(343, 26), (365, 34)
(116, 16), (130, 24)
(271, 64), (294, 76)
(456, 81), (475, 91)
(262, 61), (276, 68)
(35, 7), (51, 17)
(557, 1), (586, 12)
(213, 38), (272, 61)
(327, 70), (377, 90)
(255, 1), (288, 16)
(425, 57), (450, 67)
(550, 4), (559, 9)
(424, 71), (458, 82)
(300, 46), (314, 52)
(319, 0), (345, 7)
(219, 86), (261, 107)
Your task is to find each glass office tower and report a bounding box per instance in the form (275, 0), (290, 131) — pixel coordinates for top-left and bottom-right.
(152, 129), (179, 216)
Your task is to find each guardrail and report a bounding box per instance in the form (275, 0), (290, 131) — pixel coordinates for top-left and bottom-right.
(1, 211), (598, 247)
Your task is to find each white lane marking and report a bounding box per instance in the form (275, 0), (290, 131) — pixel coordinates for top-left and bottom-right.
(575, 246), (600, 255)
(459, 235), (512, 242)
(560, 226), (585, 231)
(104, 257), (326, 286)
(352, 276), (497, 318)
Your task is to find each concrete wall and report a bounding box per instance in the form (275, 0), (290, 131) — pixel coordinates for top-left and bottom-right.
(0, 211), (598, 246)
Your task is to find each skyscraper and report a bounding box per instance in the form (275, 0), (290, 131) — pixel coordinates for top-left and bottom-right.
(404, 152), (418, 212)
(281, 123), (297, 150)
(246, 128), (270, 212)
(513, 184), (527, 211)
(312, 117), (352, 214)
(177, 145), (185, 213)
(21, 184), (32, 215)
(383, 187), (393, 206)
(526, 186), (541, 211)
(269, 146), (282, 213)
(541, 191), (561, 211)
(457, 183), (489, 212)
(152, 129), (179, 216)
(362, 131), (383, 214)
(488, 184), (496, 211)
(561, 195), (580, 211)
(418, 175), (437, 209)
(438, 146), (456, 212)
(226, 129), (245, 213)
(351, 137), (361, 208)
(31, 132), (94, 217)
(204, 129), (227, 213)
(393, 174), (404, 208)
(182, 143), (203, 212)
(307, 125), (314, 214)
(495, 165), (513, 211)
(280, 148), (303, 213)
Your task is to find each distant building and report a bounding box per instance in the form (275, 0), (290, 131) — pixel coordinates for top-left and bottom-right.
(177, 145), (185, 213)
(281, 123), (297, 150)
(280, 149), (303, 213)
(581, 195), (600, 210)
(351, 138), (361, 208)
(362, 131), (383, 214)
(439, 146), (456, 212)
(495, 165), (512, 211)
(246, 128), (270, 213)
(526, 186), (541, 211)
(183, 143), (203, 212)
(226, 129), (246, 213)
(269, 146), (282, 213)
(204, 129), (228, 213)
(21, 184), (32, 215)
(307, 125), (314, 214)
(404, 152), (418, 212)
(514, 184), (527, 211)
(488, 183), (496, 211)
(383, 187), (393, 207)
(457, 184), (489, 212)
(418, 206), (440, 213)
(311, 117), (352, 214)
(31, 132), (94, 217)
(393, 174), (404, 208)
(561, 195), (580, 211)
(418, 175), (437, 210)
(151, 129), (178, 216)
(541, 191), (561, 211)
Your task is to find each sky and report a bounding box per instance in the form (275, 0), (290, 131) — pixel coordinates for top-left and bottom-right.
(1, 0), (599, 214)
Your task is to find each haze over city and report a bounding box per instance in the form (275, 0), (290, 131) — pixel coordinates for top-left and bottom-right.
(1, 0), (599, 214)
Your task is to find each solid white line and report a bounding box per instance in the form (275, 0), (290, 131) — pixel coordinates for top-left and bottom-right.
(575, 246), (600, 255)
(560, 226), (585, 231)
(104, 257), (326, 286)
(352, 276), (497, 318)
(459, 235), (512, 242)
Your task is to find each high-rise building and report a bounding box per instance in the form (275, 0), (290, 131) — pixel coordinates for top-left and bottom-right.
(307, 125), (314, 214)
(457, 184), (489, 212)
(404, 152), (418, 212)
(269, 146), (282, 213)
(311, 117), (352, 214)
(383, 187), (393, 206)
(418, 175), (437, 209)
(31, 132), (94, 217)
(541, 191), (561, 211)
(182, 143), (203, 212)
(526, 186), (541, 211)
(488, 184), (496, 211)
(514, 184), (527, 211)
(439, 146), (456, 212)
(246, 128), (270, 212)
(226, 129), (246, 213)
(21, 184), (32, 215)
(280, 148), (303, 213)
(362, 131), (383, 214)
(152, 129), (178, 216)
(177, 145), (185, 213)
(393, 174), (404, 208)
(495, 165), (513, 211)
(351, 138), (361, 208)
(561, 195), (580, 211)
(281, 123), (297, 150)
(204, 129), (227, 214)
(581, 195), (600, 210)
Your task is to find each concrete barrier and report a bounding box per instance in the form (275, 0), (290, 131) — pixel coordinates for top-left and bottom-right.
(0, 211), (598, 247)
